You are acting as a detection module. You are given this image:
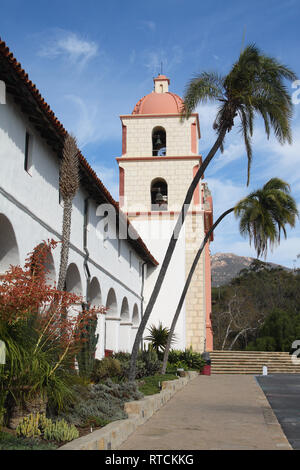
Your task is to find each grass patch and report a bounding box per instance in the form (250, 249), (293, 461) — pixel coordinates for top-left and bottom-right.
(138, 374), (178, 396)
(0, 431), (57, 450)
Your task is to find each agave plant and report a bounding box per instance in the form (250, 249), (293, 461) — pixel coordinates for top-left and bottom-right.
(144, 322), (176, 356)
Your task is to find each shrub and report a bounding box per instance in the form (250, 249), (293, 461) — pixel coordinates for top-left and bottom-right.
(0, 431), (56, 450)
(91, 357), (122, 382)
(144, 323), (176, 357)
(167, 348), (205, 372)
(42, 418), (79, 442)
(60, 380), (143, 427)
(0, 241), (106, 418)
(16, 412), (79, 442)
(139, 349), (161, 376)
(112, 350), (161, 379)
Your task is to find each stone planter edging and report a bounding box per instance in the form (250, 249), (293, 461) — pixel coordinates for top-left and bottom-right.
(59, 371), (198, 451)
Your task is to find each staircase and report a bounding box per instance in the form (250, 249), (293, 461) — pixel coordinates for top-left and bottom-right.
(210, 350), (300, 374)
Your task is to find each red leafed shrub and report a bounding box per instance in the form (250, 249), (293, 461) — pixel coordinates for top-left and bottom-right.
(0, 240), (106, 413)
(0, 240), (106, 352)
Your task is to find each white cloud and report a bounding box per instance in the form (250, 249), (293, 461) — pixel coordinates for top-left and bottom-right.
(39, 30), (98, 69)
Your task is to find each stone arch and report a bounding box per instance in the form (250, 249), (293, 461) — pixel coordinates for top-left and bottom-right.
(0, 214), (20, 273)
(87, 277), (103, 359)
(65, 263), (82, 295)
(105, 288), (119, 353)
(152, 126), (166, 156)
(87, 277), (102, 307)
(120, 297), (130, 321)
(31, 242), (56, 284)
(105, 288), (118, 317)
(151, 177), (168, 211)
(132, 303), (139, 326)
(119, 297), (131, 352)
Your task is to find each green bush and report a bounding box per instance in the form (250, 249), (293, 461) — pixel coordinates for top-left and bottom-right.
(167, 348), (205, 372)
(91, 357), (122, 382)
(139, 349), (162, 376)
(60, 380), (143, 427)
(0, 431), (56, 450)
(113, 350), (161, 379)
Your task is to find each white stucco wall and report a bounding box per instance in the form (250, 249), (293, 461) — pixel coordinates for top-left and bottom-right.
(130, 217), (186, 350)
(0, 92), (152, 358)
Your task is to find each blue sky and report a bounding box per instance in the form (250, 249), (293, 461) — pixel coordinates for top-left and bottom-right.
(1, 0), (300, 268)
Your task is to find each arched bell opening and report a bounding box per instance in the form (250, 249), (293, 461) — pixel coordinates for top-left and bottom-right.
(151, 178), (168, 211)
(152, 126), (166, 156)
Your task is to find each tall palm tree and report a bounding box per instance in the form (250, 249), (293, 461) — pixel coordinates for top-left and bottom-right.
(128, 44), (297, 380)
(161, 178), (299, 374)
(57, 134), (80, 291)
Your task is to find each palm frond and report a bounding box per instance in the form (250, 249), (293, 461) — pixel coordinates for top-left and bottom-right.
(234, 178), (298, 258)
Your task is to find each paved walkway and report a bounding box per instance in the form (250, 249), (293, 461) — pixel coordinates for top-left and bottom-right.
(119, 375), (291, 450)
(257, 374), (300, 450)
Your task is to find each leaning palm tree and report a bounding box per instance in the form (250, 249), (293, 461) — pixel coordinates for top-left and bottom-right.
(57, 134), (80, 291)
(161, 178), (299, 374)
(128, 44), (297, 380)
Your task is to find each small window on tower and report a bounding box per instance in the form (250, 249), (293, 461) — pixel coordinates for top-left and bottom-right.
(152, 126), (166, 156)
(151, 178), (168, 211)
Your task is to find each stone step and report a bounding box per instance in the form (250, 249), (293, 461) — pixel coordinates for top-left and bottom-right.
(210, 352), (290, 356)
(211, 362), (299, 365)
(211, 370), (300, 374)
(211, 366), (300, 373)
(208, 350), (300, 374)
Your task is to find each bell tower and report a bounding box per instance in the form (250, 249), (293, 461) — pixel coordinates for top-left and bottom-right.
(117, 74), (213, 352)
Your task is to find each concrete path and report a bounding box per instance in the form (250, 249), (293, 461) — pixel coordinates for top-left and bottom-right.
(119, 375), (291, 450)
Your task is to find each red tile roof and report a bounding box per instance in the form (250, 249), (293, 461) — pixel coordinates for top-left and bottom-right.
(0, 37), (158, 266)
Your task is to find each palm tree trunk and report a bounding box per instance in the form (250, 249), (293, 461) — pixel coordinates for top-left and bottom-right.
(161, 207), (234, 374)
(129, 128), (227, 381)
(57, 197), (72, 291)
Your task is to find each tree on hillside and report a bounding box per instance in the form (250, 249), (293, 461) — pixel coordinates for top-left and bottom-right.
(129, 44), (297, 380)
(161, 178), (298, 371)
(57, 134), (80, 292)
(212, 265), (300, 350)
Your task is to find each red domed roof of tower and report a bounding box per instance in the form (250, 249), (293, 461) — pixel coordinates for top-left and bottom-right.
(132, 75), (184, 115)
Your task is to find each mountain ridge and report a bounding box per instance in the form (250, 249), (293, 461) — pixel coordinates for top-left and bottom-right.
(211, 252), (291, 287)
